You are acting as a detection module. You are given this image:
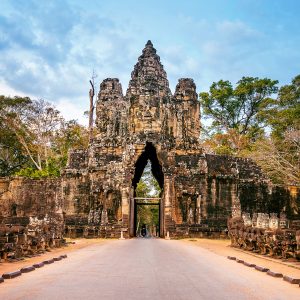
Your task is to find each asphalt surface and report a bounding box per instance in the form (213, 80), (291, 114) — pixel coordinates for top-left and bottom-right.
(0, 238), (299, 300)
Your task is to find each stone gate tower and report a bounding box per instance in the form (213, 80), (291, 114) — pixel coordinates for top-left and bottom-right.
(63, 41), (287, 238)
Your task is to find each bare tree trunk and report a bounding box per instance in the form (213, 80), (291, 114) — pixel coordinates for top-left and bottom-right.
(16, 132), (42, 171)
(89, 80), (95, 142)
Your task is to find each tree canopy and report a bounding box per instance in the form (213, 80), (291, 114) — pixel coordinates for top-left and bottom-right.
(200, 77), (278, 135)
(200, 74), (299, 185)
(246, 75), (300, 185)
(0, 95), (88, 178)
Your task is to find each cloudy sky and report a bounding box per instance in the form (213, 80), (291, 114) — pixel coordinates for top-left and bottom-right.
(1, 0), (299, 124)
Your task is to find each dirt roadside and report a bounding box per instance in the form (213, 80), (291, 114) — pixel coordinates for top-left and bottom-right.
(0, 238), (110, 275)
(182, 238), (300, 278)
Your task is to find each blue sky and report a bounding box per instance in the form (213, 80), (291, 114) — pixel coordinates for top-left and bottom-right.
(1, 0), (299, 124)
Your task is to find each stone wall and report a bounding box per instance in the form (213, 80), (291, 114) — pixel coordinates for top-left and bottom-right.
(0, 177), (62, 217)
(228, 211), (300, 260)
(0, 177), (65, 260)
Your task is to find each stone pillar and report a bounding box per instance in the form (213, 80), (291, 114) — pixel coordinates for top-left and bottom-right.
(231, 183), (241, 218)
(211, 178), (216, 206)
(163, 176), (175, 236)
(121, 186), (130, 236)
(196, 195), (201, 224)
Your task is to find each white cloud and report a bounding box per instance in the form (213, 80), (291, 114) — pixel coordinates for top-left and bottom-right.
(1, 1), (299, 125)
(56, 97), (88, 125)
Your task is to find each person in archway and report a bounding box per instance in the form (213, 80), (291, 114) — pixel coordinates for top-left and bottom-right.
(141, 224), (147, 237)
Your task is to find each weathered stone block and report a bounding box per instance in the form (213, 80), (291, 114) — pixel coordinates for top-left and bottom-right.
(255, 266), (269, 272)
(43, 259), (54, 264)
(53, 257), (62, 261)
(243, 262), (255, 267)
(283, 276), (300, 284)
(227, 256), (236, 260)
(20, 266), (35, 273)
(2, 271), (22, 279)
(267, 270), (283, 278)
(33, 262), (44, 268)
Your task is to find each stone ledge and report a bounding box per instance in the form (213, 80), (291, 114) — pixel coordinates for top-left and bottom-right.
(43, 259), (54, 264)
(2, 271), (22, 279)
(254, 266), (269, 272)
(53, 257), (62, 261)
(267, 270), (283, 278)
(33, 262), (44, 268)
(227, 256), (236, 260)
(243, 261), (256, 267)
(232, 247), (300, 271)
(20, 266), (35, 273)
(283, 275), (300, 284)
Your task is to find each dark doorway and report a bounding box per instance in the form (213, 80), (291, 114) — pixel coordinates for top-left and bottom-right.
(131, 142), (164, 237)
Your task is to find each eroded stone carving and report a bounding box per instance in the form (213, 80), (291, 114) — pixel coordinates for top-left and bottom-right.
(228, 213), (300, 260)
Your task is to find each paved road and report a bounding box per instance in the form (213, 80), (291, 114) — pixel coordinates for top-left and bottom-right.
(0, 239), (299, 300)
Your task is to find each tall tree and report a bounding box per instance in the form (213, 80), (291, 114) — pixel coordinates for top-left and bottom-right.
(0, 96), (32, 175)
(247, 75), (300, 185)
(200, 77), (278, 134)
(261, 74), (300, 139)
(200, 77), (278, 154)
(1, 95), (89, 178)
(4, 99), (63, 171)
(88, 70), (97, 142)
(53, 119), (89, 167)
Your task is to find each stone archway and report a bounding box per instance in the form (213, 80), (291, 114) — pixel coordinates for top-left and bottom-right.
(129, 142), (164, 237)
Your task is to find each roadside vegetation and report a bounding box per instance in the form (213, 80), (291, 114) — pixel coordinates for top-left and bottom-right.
(200, 75), (299, 186)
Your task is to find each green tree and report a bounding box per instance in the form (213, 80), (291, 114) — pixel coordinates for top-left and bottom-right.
(52, 119), (89, 169)
(246, 75), (300, 185)
(200, 77), (278, 154)
(0, 95), (89, 178)
(262, 74), (300, 139)
(0, 96), (32, 176)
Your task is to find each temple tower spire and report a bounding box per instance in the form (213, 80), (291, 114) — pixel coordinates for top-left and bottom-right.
(126, 40), (171, 99)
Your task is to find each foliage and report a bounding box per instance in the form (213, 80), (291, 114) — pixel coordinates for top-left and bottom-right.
(201, 128), (252, 156)
(200, 74), (299, 186)
(200, 77), (278, 154)
(246, 132), (299, 185)
(136, 161), (161, 197)
(0, 96), (32, 176)
(15, 157), (61, 178)
(136, 180), (151, 198)
(244, 75), (300, 185)
(261, 75), (300, 139)
(0, 95), (88, 178)
(200, 77), (278, 134)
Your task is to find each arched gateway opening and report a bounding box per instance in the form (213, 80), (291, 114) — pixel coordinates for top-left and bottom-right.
(131, 142), (164, 237)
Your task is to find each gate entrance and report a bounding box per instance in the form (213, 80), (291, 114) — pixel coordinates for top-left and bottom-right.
(130, 142), (164, 237)
(134, 197), (161, 237)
